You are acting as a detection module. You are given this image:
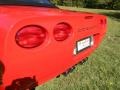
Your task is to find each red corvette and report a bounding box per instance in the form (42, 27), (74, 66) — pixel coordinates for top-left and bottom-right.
(0, 0), (107, 90)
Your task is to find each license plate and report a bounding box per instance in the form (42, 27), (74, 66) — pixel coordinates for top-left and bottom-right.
(75, 36), (93, 54)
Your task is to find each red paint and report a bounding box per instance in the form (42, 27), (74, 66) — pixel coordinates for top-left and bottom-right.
(0, 6), (107, 89)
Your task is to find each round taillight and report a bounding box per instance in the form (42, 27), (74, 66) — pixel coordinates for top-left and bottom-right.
(53, 23), (72, 41)
(15, 25), (47, 48)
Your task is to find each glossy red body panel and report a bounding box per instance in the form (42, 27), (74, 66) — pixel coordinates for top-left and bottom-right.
(0, 6), (107, 89)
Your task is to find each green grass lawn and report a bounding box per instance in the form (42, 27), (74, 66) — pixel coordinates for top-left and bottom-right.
(37, 7), (120, 90)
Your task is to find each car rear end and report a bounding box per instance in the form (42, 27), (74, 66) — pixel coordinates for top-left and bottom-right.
(0, 5), (107, 90)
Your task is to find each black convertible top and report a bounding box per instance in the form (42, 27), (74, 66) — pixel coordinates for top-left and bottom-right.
(0, 0), (55, 7)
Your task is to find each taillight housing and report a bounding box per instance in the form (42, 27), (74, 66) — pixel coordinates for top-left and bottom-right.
(53, 22), (72, 41)
(15, 25), (47, 48)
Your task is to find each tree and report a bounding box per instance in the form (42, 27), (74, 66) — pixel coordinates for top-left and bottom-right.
(83, 0), (98, 8)
(59, 0), (64, 5)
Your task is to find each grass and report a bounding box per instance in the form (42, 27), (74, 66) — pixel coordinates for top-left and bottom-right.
(37, 7), (120, 90)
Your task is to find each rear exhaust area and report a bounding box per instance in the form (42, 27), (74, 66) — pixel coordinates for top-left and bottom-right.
(0, 61), (5, 85)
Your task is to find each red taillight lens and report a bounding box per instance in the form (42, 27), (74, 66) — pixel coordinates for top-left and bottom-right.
(16, 25), (47, 48)
(53, 23), (72, 41)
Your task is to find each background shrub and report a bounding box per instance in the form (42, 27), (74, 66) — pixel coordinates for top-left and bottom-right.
(51, 0), (120, 10)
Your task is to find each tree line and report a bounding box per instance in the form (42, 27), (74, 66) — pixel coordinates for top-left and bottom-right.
(51, 0), (120, 10)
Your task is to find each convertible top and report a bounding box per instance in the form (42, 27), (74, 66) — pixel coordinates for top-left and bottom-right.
(0, 0), (55, 7)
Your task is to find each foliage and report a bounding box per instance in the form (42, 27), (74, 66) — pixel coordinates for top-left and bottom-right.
(51, 0), (120, 10)
(113, 0), (120, 10)
(82, 0), (98, 8)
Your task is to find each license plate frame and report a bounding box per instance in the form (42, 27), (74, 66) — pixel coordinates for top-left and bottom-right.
(76, 36), (93, 54)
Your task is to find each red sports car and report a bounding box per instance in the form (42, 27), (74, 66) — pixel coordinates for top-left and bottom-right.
(0, 0), (107, 90)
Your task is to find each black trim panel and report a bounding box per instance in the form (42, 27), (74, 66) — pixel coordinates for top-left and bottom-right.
(0, 0), (56, 8)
